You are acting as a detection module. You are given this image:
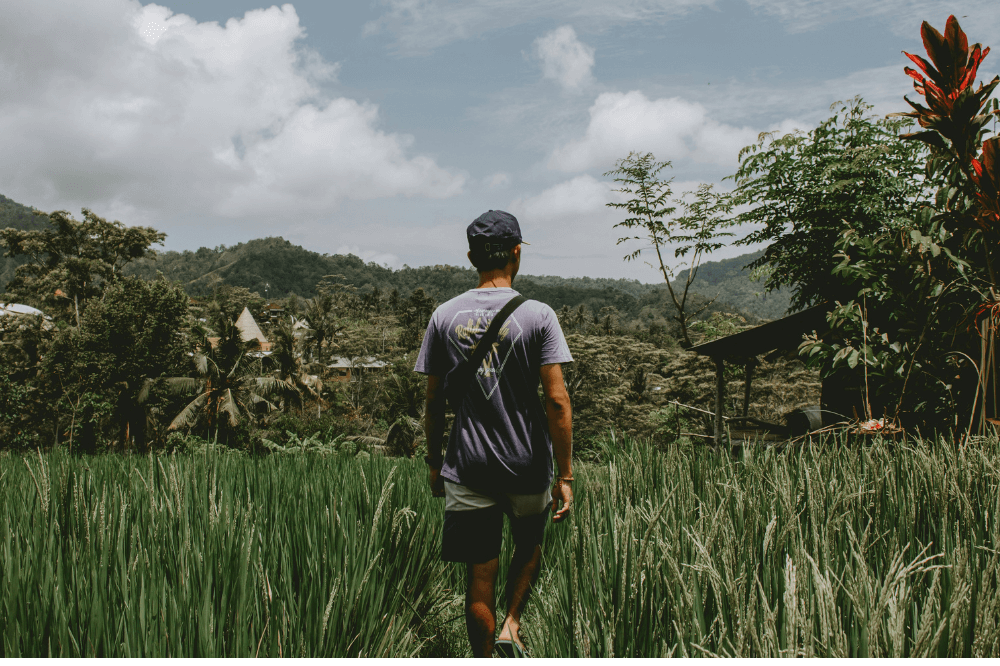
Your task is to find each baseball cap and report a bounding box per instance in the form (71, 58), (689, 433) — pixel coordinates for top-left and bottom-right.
(467, 210), (530, 253)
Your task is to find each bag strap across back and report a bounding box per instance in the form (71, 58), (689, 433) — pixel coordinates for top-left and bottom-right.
(454, 294), (527, 401)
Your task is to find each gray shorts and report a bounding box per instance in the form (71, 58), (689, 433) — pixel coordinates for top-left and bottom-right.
(441, 482), (552, 563)
(444, 481), (552, 517)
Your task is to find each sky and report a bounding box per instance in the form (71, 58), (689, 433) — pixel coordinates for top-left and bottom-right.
(1, 1), (998, 282)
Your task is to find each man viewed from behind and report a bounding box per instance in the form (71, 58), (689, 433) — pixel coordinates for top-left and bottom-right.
(414, 210), (574, 658)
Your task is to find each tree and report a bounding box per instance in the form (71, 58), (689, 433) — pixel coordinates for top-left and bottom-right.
(0, 208), (164, 325)
(71, 277), (190, 449)
(165, 312), (286, 444)
(606, 153), (733, 347)
(269, 317), (322, 413)
(399, 287), (436, 350)
(211, 284), (265, 323)
(793, 17), (1000, 433)
(733, 98), (935, 312)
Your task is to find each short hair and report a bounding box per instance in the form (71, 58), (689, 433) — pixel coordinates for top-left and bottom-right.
(470, 246), (515, 272)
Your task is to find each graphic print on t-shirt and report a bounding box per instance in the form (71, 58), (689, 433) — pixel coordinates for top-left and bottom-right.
(447, 307), (524, 399)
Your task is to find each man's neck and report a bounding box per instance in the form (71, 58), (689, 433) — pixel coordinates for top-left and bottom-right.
(475, 270), (514, 289)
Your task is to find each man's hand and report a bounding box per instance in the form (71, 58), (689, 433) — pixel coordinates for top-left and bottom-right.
(428, 463), (445, 497)
(551, 479), (573, 522)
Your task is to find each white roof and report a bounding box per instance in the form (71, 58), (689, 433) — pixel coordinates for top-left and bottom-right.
(0, 303), (47, 318)
(234, 307), (268, 344)
(328, 356), (391, 369)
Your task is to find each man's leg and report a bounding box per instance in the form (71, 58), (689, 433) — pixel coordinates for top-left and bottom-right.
(466, 557), (500, 657)
(497, 543), (542, 648)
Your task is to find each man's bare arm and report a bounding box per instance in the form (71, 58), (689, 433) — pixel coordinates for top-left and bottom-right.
(540, 363), (573, 521)
(424, 374), (446, 496)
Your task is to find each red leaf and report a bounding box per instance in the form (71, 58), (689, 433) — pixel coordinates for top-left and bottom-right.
(960, 44), (983, 89)
(921, 20), (954, 87)
(904, 66), (925, 83)
(903, 51), (937, 81)
(945, 15), (969, 63)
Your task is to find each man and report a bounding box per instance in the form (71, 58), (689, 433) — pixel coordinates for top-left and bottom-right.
(414, 210), (574, 658)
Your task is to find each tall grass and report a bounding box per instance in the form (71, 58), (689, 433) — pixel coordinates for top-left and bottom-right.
(3, 433), (1000, 656)
(0, 449), (456, 657)
(526, 433), (1000, 657)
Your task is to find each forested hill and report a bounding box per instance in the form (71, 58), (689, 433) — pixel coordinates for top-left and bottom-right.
(0, 194), (51, 289)
(125, 237), (791, 321)
(675, 251), (793, 321)
(0, 191), (793, 321)
(124, 237), (646, 317)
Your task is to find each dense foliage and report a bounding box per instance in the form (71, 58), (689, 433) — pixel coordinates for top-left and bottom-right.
(734, 98), (934, 311)
(775, 17), (1000, 434)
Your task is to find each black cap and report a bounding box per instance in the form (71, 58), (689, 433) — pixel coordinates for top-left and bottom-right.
(467, 210), (528, 253)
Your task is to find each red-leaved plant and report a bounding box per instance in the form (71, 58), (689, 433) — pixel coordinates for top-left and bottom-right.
(898, 16), (999, 168)
(971, 137), (1000, 228)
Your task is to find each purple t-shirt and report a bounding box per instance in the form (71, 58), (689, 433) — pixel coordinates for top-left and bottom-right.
(414, 287), (573, 494)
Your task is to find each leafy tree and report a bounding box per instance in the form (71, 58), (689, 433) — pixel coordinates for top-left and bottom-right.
(794, 17), (999, 432)
(733, 98), (935, 311)
(799, 208), (978, 428)
(211, 284), (265, 322)
(70, 277), (190, 449)
(270, 317), (322, 413)
(166, 313), (286, 444)
(0, 208), (164, 325)
(606, 153), (733, 346)
(399, 287), (436, 350)
(302, 293), (342, 362)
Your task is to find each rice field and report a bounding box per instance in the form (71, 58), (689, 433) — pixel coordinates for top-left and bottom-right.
(2, 433), (1000, 657)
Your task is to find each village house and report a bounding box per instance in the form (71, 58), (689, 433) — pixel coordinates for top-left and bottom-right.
(327, 356), (390, 382)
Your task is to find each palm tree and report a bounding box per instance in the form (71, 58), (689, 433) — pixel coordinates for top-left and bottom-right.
(270, 317), (322, 413)
(302, 293), (343, 363)
(162, 313), (287, 442)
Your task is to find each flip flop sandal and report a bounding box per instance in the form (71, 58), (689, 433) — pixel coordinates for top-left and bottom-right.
(493, 639), (528, 658)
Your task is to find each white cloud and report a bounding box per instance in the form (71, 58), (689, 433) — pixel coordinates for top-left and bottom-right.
(507, 175), (645, 278)
(0, 0), (464, 229)
(746, 0), (1000, 37)
(365, 0), (716, 55)
(508, 174), (720, 279)
(549, 91), (758, 172)
(533, 26), (595, 92)
(365, 0), (999, 55)
(484, 172), (511, 188)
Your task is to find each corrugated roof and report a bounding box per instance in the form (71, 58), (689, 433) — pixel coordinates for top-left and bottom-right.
(328, 356), (390, 369)
(689, 305), (829, 360)
(234, 307), (268, 344)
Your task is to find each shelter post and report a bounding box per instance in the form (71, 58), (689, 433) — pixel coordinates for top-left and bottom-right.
(743, 357), (758, 418)
(714, 356), (725, 448)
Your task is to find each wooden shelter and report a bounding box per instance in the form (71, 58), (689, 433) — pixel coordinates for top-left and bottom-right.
(689, 305), (830, 446)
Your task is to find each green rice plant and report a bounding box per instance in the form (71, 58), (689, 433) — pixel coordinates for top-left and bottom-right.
(522, 433), (1000, 657)
(0, 449), (455, 657)
(4, 431), (1000, 657)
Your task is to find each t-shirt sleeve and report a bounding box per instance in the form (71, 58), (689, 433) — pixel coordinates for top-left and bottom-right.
(538, 304), (573, 365)
(413, 309), (447, 376)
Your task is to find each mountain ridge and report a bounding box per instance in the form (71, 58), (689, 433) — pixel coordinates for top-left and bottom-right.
(0, 193), (793, 320)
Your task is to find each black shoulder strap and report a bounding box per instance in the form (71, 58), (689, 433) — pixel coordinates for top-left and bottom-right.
(468, 294), (527, 372)
(461, 294), (527, 389)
